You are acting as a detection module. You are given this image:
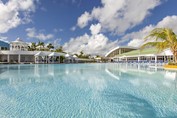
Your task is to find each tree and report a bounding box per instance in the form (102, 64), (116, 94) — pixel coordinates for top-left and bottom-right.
(78, 51), (89, 59)
(141, 28), (177, 62)
(47, 43), (54, 51)
(38, 41), (44, 47)
(28, 46), (32, 51)
(28, 42), (36, 51)
(55, 46), (63, 52)
(37, 41), (45, 51)
(31, 42), (36, 51)
(79, 51), (84, 57)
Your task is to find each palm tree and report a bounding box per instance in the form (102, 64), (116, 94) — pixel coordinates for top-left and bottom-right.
(28, 46), (32, 51)
(55, 46), (63, 52)
(141, 28), (177, 62)
(31, 42), (36, 51)
(37, 41), (44, 51)
(27, 42), (36, 51)
(79, 51), (84, 58)
(47, 43), (54, 51)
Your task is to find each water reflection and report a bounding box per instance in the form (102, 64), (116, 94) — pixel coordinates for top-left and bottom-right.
(0, 64), (177, 117)
(105, 68), (120, 80)
(104, 63), (177, 117)
(0, 64), (108, 92)
(102, 90), (156, 117)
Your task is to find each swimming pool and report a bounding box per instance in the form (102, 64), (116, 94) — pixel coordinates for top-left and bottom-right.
(0, 64), (177, 117)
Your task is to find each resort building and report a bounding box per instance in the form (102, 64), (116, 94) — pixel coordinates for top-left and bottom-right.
(10, 38), (29, 51)
(0, 38), (66, 64)
(0, 50), (65, 64)
(0, 40), (9, 50)
(105, 46), (173, 64)
(105, 46), (137, 58)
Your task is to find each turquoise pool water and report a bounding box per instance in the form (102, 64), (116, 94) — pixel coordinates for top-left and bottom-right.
(0, 64), (177, 118)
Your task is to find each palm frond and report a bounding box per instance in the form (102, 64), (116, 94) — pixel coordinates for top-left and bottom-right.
(140, 41), (170, 52)
(140, 42), (161, 50)
(144, 28), (167, 41)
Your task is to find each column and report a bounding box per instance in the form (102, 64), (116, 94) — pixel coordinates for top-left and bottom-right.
(53, 56), (54, 63)
(155, 55), (157, 63)
(18, 54), (21, 63)
(155, 55), (157, 66)
(119, 49), (121, 55)
(59, 56), (60, 63)
(7, 55), (10, 63)
(46, 56), (48, 63)
(138, 56), (140, 63)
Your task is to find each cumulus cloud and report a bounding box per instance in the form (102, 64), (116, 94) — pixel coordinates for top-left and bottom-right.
(63, 24), (118, 55)
(156, 15), (177, 33)
(77, 11), (92, 28)
(70, 26), (76, 31)
(26, 28), (54, 41)
(53, 38), (62, 48)
(0, 36), (9, 43)
(90, 23), (101, 35)
(77, 0), (161, 34)
(0, 0), (37, 33)
(120, 15), (177, 47)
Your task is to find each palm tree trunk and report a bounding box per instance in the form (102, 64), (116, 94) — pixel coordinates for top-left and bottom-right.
(175, 53), (177, 63)
(172, 51), (177, 63)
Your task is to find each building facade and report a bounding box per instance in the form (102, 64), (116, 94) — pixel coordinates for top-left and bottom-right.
(10, 38), (29, 51)
(105, 46), (173, 64)
(0, 40), (9, 50)
(105, 46), (137, 58)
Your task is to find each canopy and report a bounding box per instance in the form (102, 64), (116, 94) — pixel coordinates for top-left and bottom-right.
(35, 51), (47, 56)
(65, 53), (70, 57)
(73, 55), (78, 58)
(48, 52), (61, 57)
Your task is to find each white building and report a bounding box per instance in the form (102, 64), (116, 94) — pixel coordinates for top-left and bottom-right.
(10, 38), (29, 51)
(0, 50), (65, 64)
(105, 46), (173, 63)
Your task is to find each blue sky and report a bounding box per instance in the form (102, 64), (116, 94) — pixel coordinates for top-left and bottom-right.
(0, 0), (177, 54)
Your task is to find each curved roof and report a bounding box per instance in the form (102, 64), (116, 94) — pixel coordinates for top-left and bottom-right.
(114, 48), (173, 58)
(105, 46), (138, 57)
(0, 40), (9, 47)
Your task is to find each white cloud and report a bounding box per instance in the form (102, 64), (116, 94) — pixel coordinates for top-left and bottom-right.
(156, 15), (177, 33)
(0, 36), (9, 43)
(0, 36), (7, 40)
(53, 28), (63, 33)
(70, 26), (76, 31)
(77, 11), (92, 28)
(123, 15), (177, 47)
(26, 28), (54, 41)
(63, 24), (118, 55)
(90, 23), (101, 35)
(0, 0), (37, 33)
(77, 0), (161, 34)
(53, 38), (62, 48)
